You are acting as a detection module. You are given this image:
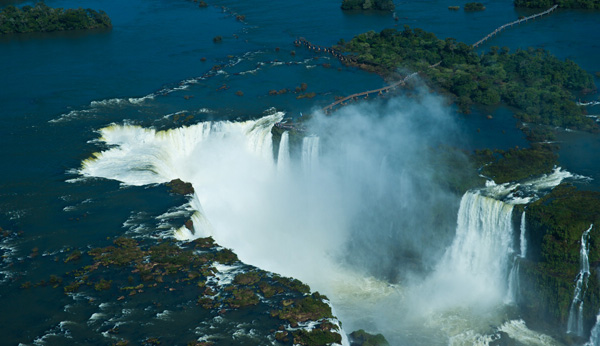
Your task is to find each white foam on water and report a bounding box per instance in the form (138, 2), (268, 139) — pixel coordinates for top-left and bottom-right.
(480, 167), (582, 205)
(155, 310), (172, 320)
(208, 263), (244, 289)
(498, 319), (560, 346)
(89, 313), (105, 322)
(49, 108), (96, 123)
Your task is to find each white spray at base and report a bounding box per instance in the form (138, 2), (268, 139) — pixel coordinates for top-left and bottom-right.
(430, 191), (516, 309)
(78, 98), (581, 345)
(567, 224), (594, 336)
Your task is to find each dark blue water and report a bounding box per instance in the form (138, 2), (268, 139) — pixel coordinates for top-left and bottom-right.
(1, 0), (599, 344)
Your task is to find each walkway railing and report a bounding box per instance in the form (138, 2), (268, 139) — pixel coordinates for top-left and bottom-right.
(296, 4), (557, 115)
(294, 38), (357, 63)
(321, 72), (418, 113)
(472, 5), (558, 47)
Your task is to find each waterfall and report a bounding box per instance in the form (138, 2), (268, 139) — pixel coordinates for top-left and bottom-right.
(586, 313), (600, 346)
(277, 131), (290, 173)
(79, 113), (284, 242)
(80, 112), (283, 187)
(505, 212), (528, 303)
(432, 191), (515, 306)
(505, 260), (520, 304)
(567, 224), (594, 336)
(520, 212), (527, 258)
(302, 136), (319, 175)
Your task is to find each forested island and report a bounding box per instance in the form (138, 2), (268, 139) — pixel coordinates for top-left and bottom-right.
(341, 0), (395, 11)
(464, 2), (486, 11)
(335, 26), (597, 134)
(0, 2), (111, 34)
(514, 0), (600, 9)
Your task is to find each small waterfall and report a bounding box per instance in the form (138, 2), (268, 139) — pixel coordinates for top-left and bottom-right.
(244, 115), (278, 165)
(435, 191), (515, 305)
(506, 212), (528, 303)
(567, 224), (594, 336)
(302, 136), (319, 175)
(520, 211), (527, 258)
(586, 313), (600, 346)
(505, 260), (520, 304)
(277, 131), (290, 173)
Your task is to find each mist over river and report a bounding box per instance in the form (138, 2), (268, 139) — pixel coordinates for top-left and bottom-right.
(1, 0), (600, 345)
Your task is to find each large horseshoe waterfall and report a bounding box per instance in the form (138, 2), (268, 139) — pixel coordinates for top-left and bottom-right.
(75, 104), (582, 344)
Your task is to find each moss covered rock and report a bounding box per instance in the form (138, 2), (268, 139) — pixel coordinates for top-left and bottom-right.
(167, 178), (195, 195)
(349, 329), (389, 345)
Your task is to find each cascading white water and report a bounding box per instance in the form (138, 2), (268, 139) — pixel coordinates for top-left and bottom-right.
(567, 224), (594, 336)
(302, 135), (319, 175)
(425, 191), (516, 310)
(81, 113), (281, 187)
(77, 104), (582, 345)
(520, 212), (528, 259)
(506, 212), (528, 304)
(277, 131), (290, 173)
(586, 314), (600, 346)
(506, 260), (520, 304)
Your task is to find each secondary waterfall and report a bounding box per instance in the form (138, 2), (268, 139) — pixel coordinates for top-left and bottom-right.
(567, 224), (594, 336)
(277, 131), (290, 173)
(520, 211), (527, 258)
(586, 314), (600, 346)
(431, 191), (516, 307)
(506, 212), (528, 303)
(302, 135), (319, 175)
(505, 261), (519, 305)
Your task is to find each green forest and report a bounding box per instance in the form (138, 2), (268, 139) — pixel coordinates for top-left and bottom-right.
(0, 2), (111, 34)
(514, 0), (600, 9)
(337, 26), (597, 131)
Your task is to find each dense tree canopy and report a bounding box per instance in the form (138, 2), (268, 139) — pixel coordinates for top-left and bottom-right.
(0, 2), (111, 34)
(337, 26), (597, 131)
(514, 0), (600, 8)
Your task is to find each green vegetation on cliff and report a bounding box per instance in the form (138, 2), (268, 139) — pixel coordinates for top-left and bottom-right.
(514, 0), (600, 9)
(341, 0), (395, 11)
(349, 329), (390, 345)
(527, 185), (600, 269)
(475, 144), (557, 183)
(337, 26), (597, 131)
(0, 2), (111, 34)
(519, 185), (600, 335)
